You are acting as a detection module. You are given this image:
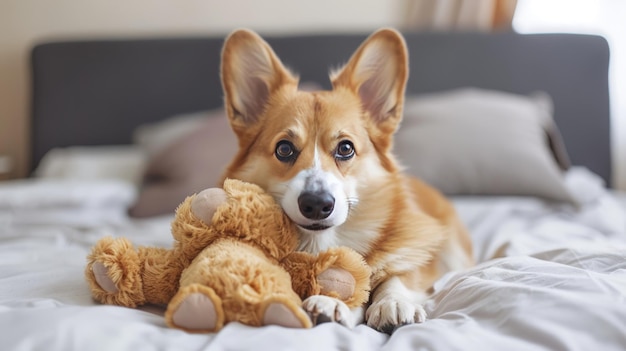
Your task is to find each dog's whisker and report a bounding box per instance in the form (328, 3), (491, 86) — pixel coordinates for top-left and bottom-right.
(346, 197), (359, 206)
(346, 197), (359, 215)
(266, 182), (289, 203)
(268, 191), (284, 202)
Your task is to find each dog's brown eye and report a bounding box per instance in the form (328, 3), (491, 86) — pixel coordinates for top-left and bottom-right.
(275, 140), (297, 162)
(335, 140), (355, 160)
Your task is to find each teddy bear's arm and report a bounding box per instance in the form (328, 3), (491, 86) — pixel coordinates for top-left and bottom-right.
(280, 251), (320, 299)
(170, 194), (219, 257)
(281, 247), (371, 308)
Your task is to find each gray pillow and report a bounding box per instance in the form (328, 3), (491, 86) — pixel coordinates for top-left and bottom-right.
(395, 88), (577, 204)
(129, 109), (237, 217)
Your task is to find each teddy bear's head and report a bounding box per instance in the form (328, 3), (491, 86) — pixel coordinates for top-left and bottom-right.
(185, 179), (300, 260)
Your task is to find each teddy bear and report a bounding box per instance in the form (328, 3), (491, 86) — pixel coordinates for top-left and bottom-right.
(85, 179), (371, 333)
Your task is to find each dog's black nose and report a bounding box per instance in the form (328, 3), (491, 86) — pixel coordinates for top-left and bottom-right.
(298, 192), (335, 220)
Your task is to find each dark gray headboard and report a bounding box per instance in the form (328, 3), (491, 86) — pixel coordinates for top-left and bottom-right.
(31, 32), (611, 185)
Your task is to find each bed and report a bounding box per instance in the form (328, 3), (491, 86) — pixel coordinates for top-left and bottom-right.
(1, 31), (625, 350)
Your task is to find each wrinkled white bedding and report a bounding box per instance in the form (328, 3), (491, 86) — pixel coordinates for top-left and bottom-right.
(1, 169), (625, 351)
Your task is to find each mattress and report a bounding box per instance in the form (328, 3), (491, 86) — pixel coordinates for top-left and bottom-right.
(1, 168), (625, 351)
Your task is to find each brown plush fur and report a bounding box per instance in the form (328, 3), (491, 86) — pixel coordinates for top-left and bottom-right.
(85, 179), (371, 332)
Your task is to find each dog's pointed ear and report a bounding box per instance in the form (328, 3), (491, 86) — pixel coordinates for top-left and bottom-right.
(221, 29), (298, 131)
(331, 29), (408, 133)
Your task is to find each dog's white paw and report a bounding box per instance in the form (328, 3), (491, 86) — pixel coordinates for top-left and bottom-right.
(302, 295), (355, 328)
(365, 297), (427, 333)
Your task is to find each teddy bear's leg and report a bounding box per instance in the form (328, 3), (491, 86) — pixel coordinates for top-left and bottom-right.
(85, 237), (146, 307)
(86, 237), (182, 307)
(259, 296), (312, 329)
(165, 284), (225, 333)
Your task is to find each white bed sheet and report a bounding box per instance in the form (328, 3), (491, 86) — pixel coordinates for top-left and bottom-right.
(1, 170), (626, 351)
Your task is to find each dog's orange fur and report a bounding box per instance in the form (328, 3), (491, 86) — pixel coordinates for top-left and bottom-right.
(219, 28), (473, 330)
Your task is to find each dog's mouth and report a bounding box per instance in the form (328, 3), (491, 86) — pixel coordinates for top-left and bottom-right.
(299, 223), (332, 231)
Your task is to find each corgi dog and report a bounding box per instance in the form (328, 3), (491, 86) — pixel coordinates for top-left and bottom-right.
(219, 28), (473, 333)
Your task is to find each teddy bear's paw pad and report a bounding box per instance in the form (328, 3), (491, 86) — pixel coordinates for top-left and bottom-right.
(92, 262), (118, 293)
(262, 302), (312, 329)
(170, 293), (220, 331)
(191, 188), (228, 224)
(317, 267), (356, 300)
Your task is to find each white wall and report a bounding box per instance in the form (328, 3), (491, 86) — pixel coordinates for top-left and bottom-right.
(0, 0), (404, 178)
(514, 0), (626, 190)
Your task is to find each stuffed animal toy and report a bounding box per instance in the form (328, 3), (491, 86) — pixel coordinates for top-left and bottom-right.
(85, 179), (370, 333)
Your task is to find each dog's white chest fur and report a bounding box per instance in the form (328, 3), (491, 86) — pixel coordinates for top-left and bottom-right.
(297, 223), (381, 255)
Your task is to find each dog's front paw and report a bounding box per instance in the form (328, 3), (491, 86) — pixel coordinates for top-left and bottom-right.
(365, 297), (426, 333)
(302, 295), (355, 328)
